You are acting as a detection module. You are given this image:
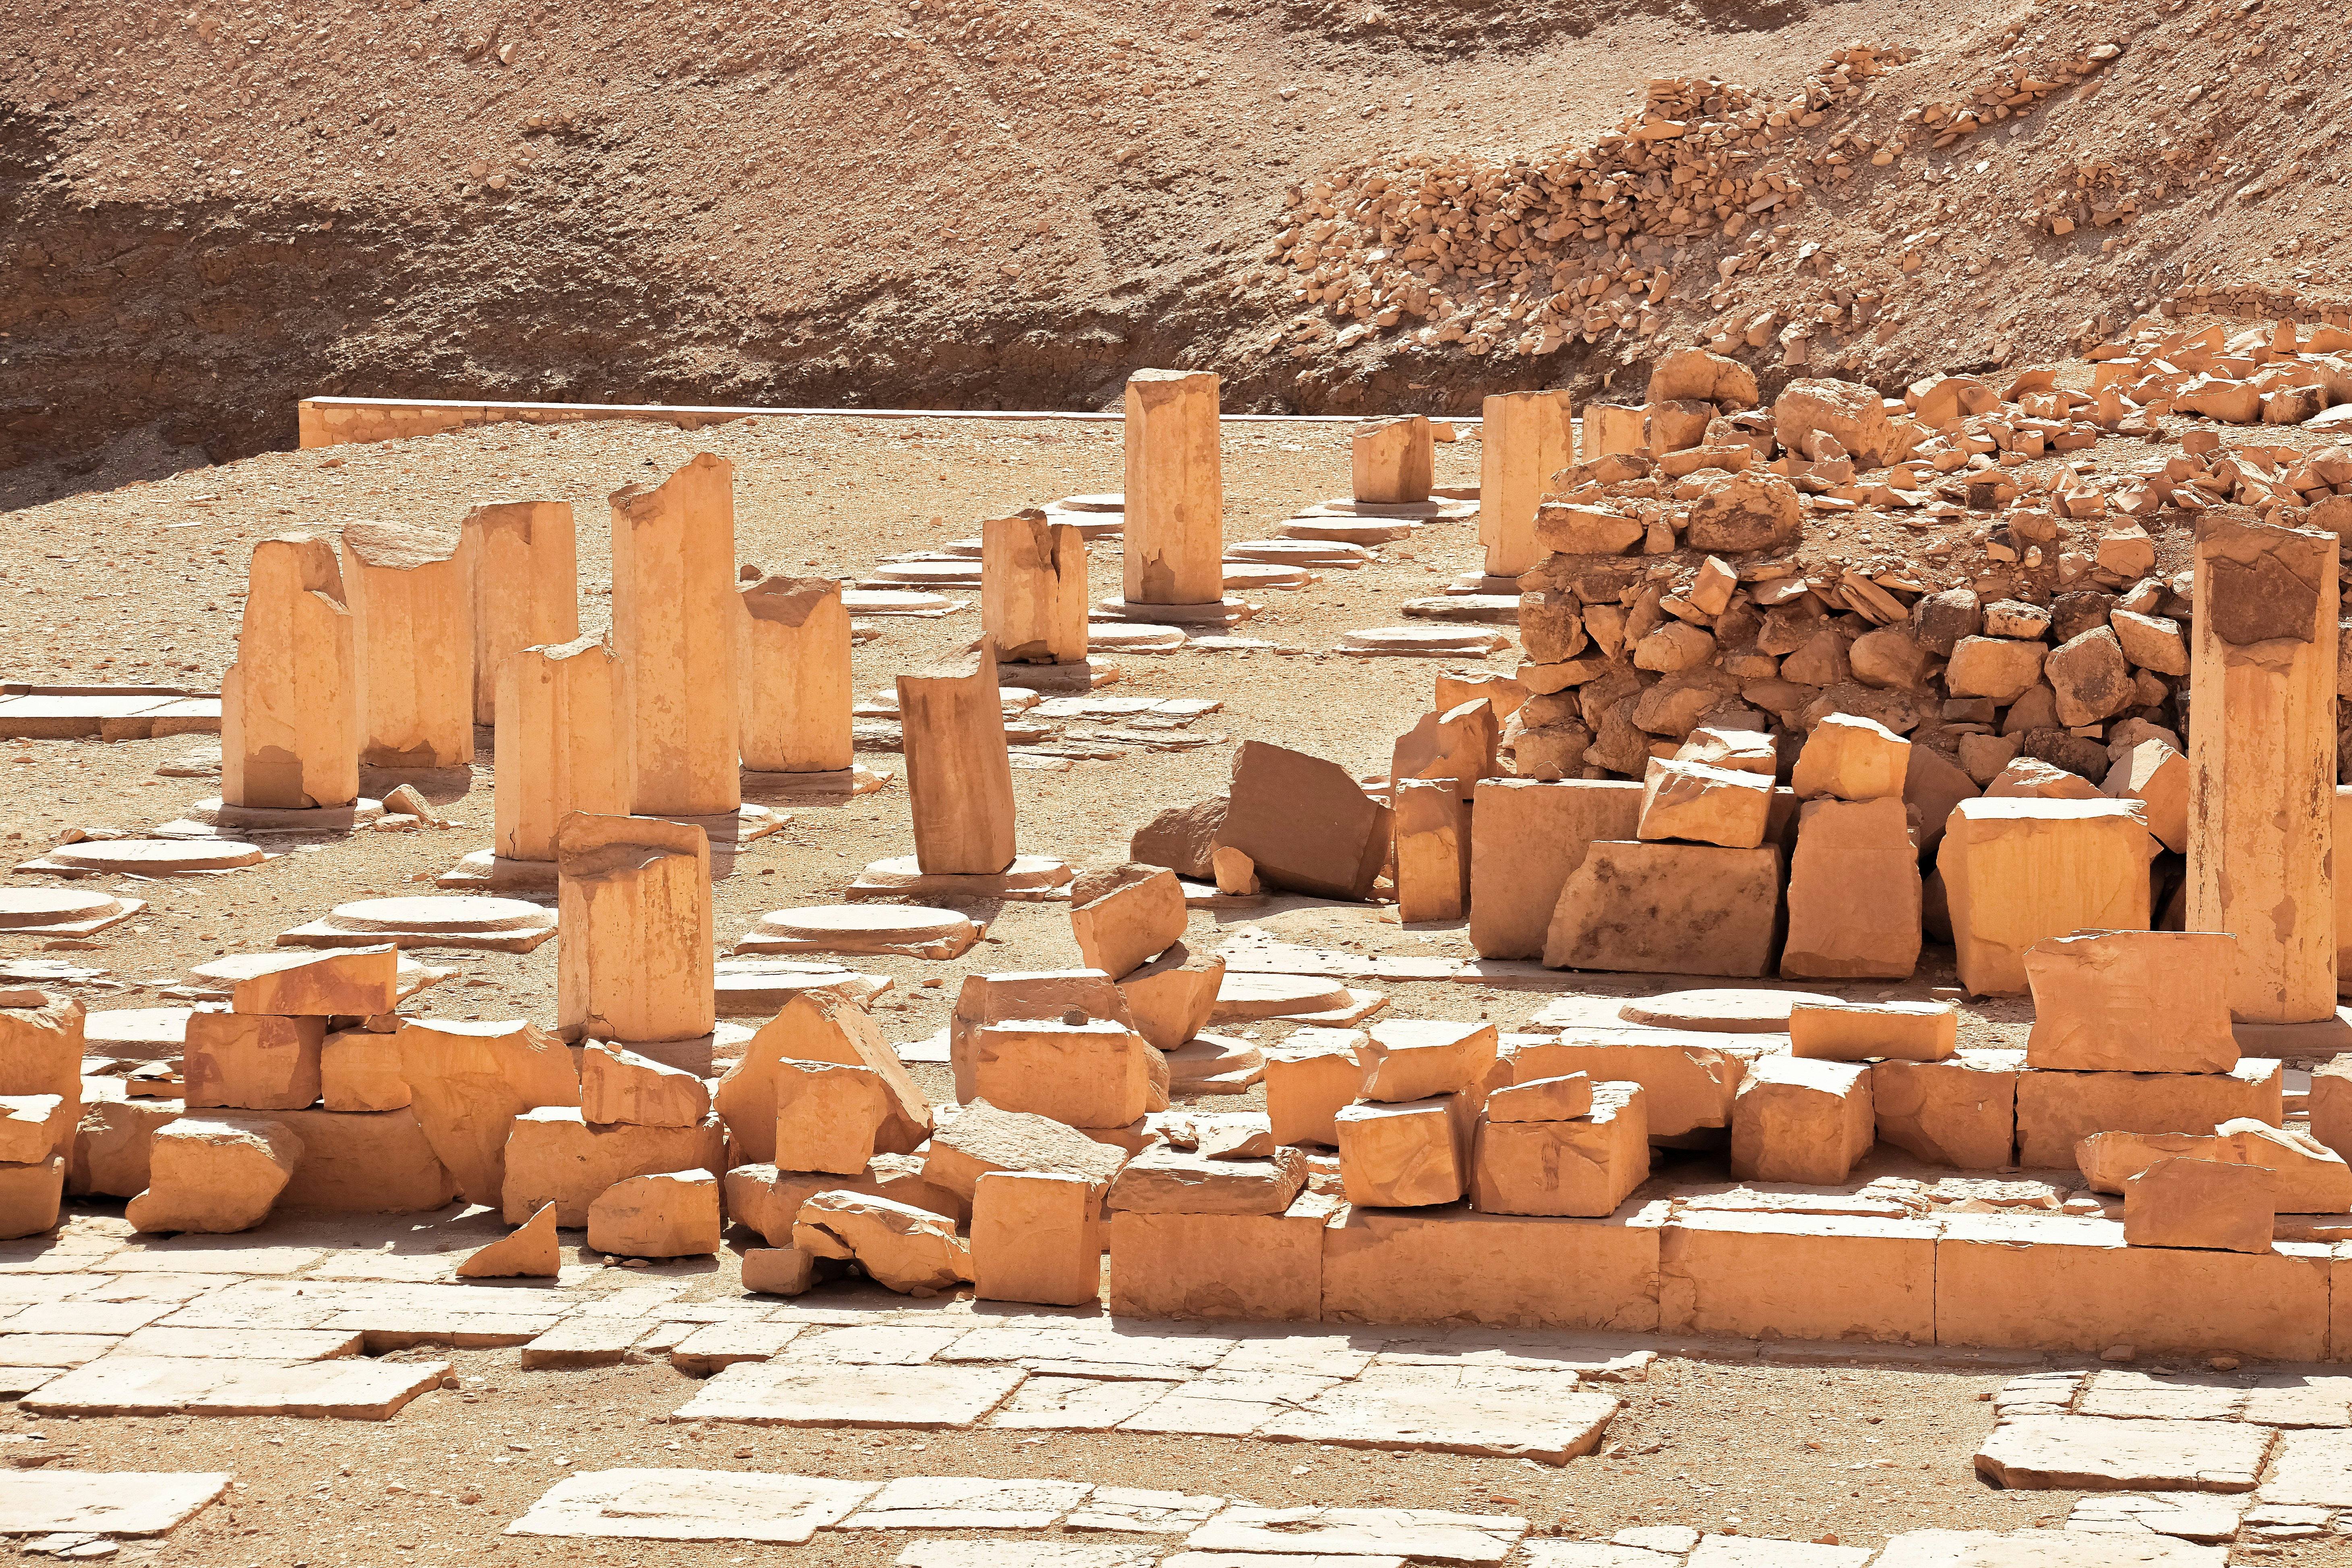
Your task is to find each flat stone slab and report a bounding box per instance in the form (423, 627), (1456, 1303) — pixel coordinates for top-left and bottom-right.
(279, 895), (557, 953)
(116, 1327), (364, 1361)
(1300, 498), (1476, 520)
(735, 905), (980, 960)
(19, 838), (266, 878)
(1871, 1529), (2229, 1566)
(1167, 1034), (1266, 1093)
(714, 960), (891, 1016)
(1282, 518), (1422, 544)
(1618, 988), (1845, 1033)
(1226, 539), (1374, 567)
(1064, 1487), (1228, 1534)
(899, 1546), (1155, 1568)
(1089, 625), (1188, 652)
(24, 1355), (449, 1419)
(83, 1008), (197, 1061)
(847, 855), (1074, 903)
(840, 1476), (1093, 1530)
(184, 950), (449, 1003)
(1185, 1507), (1527, 1566)
(1225, 563), (1313, 589)
(177, 797), (385, 833)
(1259, 1377), (1620, 1465)
(739, 764), (894, 801)
(1057, 492), (1125, 511)
(0, 888), (145, 935)
(2063, 1492), (2244, 1544)
(2257, 1428), (2352, 1507)
(1210, 973), (1385, 1025)
(1337, 627), (1511, 658)
(1402, 596), (1522, 625)
(1119, 1373), (1343, 1437)
(0, 1471), (232, 1535)
(2077, 1372), (2248, 1423)
(506, 1469), (876, 1543)
(672, 1363), (1026, 1429)
(1166, 1556), (1408, 1568)
(2243, 1375), (2352, 1428)
(988, 1375), (1180, 1431)
(1688, 1538), (1875, 1568)
(841, 590), (969, 616)
(872, 562), (986, 585)
(1974, 1415), (2275, 1493)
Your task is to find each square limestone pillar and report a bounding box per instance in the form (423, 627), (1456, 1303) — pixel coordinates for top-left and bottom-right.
(340, 521), (475, 768)
(462, 500), (579, 724)
(1480, 389), (1575, 578)
(223, 533), (360, 810)
(555, 812), (715, 1047)
(494, 636), (634, 867)
(2188, 515), (2340, 1022)
(612, 454), (740, 819)
(1123, 369), (1224, 606)
(1352, 416), (1433, 504)
(897, 640), (1017, 876)
(738, 576), (854, 774)
(982, 510), (1089, 665)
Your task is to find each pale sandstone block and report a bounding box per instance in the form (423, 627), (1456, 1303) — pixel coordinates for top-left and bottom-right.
(495, 636), (633, 864)
(228, 945), (399, 1018)
(456, 1201), (559, 1278)
(68, 1096), (178, 1198)
(793, 1189), (970, 1294)
(1471, 1081), (1649, 1218)
(2104, 739), (2189, 854)
(500, 1106), (724, 1224)
(0, 1156), (62, 1240)
(920, 1100), (1128, 1200)
(1116, 944), (1224, 1054)
(1481, 389), (1576, 578)
(341, 520), (474, 768)
(0, 990), (81, 1166)
(738, 576), (854, 773)
(1125, 369), (1225, 605)
(1469, 780), (1644, 960)
(2123, 1158), (2274, 1254)
(969, 1021), (1155, 1129)
(1223, 740), (1393, 902)
(611, 452), (740, 818)
(0, 1094), (65, 1165)
(1265, 1029), (1367, 1148)
(2085, 1119), (2352, 1212)
(1107, 1196), (1327, 1321)
(948, 968), (1139, 1103)
(773, 1058), (890, 1176)
(462, 498), (579, 725)
(723, 1155), (961, 1245)
(2189, 516), (2339, 1024)
(1394, 781), (1469, 924)
(222, 534), (360, 810)
(271, 1105), (460, 1212)
(1730, 1057), (1874, 1184)
(588, 1168), (722, 1258)
(1904, 743), (1981, 856)
(971, 1170), (1101, 1307)
(556, 812), (714, 1046)
(1069, 863), (1187, 980)
(1781, 796), (1922, 981)
(1393, 699), (1500, 797)
(1319, 1201), (1668, 1332)
(182, 1013), (325, 1113)
(741, 1245), (818, 1296)
(1872, 1051), (2020, 1169)
(1544, 842), (1784, 978)
(1540, 1034), (1753, 1139)
(1789, 713), (1910, 802)
(126, 1114), (305, 1235)
(982, 511), (1089, 665)
(1661, 1212), (1939, 1344)
(2014, 1059), (2283, 1169)
(1108, 1144), (1308, 1215)
(717, 990), (930, 1164)
(899, 641), (1019, 876)
(1790, 1001), (1956, 1063)
(1937, 798), (2154, 996)
(2024, 930), (2239, 1073)
(1353, 415), (1434, 504)
(1679, 724), (1777, 775)
(2076, 1129), (2228, 1194)
(1356, 1019), (1499, 1104)
(1336, 1095), (1472, 1208)
(396, 1016), (580, 1205)
(1486, 1073), (1594, 1122)
(1636, 758), (1772, 849)
(582, 1040), (710, 1129)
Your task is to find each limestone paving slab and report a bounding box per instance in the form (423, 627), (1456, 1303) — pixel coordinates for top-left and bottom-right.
(1974, 1415), (2275, 1493)
(114, 1327), (364, 1361)
(1619, 989), (1844, 1033)
(278, 895), (557, 953)
(988, 1375), (1181, 1431)
(0, 1334), (118, 1368)
(2257, 1428), (2352, 1507)
(2076, 1372), (2248, 1423)
(1166, 1557), (1408, 1568)
(23, 1354), (449, 1419)
(2062, 1492), (2244, 1543)
(1062, 1487), (1228, 1534)
(17, 838), (267, 878)
(1686, 1537), (1874, 1568)
(897, 1546), (1155, 1568)
(943, 1324), (1235, 1375)
(668, 1320), (807, 1375)
(1183, 1507), (1527, 1566)
(1259, 1379), (1620, 1465)
(713, 959), (892, 1015)
(0, 1471), (232, 1535)
(1336, 627), (1511, 658)
(734, 905), (981, 960)
(1522, 1546), (1681, 1568)
(846, 855), (1076, 902)
(839, 1475), (1094, 1530)
(786, 1324), (971, 1364)
(1116, 1373), (1345, 1437)
(505, 1469), (876, 1543)
(0, 888), (146, 935)
(2244, 1375), (2352, 1428)
(673, 1362), (1026, 1429)
(1870, 1529), (2228, 1566)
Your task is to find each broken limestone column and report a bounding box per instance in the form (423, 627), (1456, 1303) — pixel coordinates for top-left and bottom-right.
(340, 520), (475, 768)
(1352, 415), (1433, 504)
(493, 636), (634, 869)
(898, 640), (1017, 876)
(983, 510), (1089, 665)
(1479, 389), (1576, 579)
(611, 454), (740, 819)
(737, 576), (854, 774)
(462, 499), (579, 724)
(556, 813), (715, 1056)
(2188, 515), (2340, 1022)
(1123, 369), (1224, 606)
(222, 533), (361, 810)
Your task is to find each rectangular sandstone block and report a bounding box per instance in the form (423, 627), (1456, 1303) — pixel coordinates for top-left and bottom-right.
(229, 946), (400, 1018)
(1222, 741), (1393, 902)
(1637, 758), (1772, 849)
(2024, 930), (2240, 1073)
(1485, 1073), (1594, 1122)
(972, 1170), (1102, 1308)
(500, 1106), (726, 1224)
(1790, 1001), (1957, 1063)
(1468, 779), (1643, 961)
(321, 1030), (410, 1112)
(1107, 1198), (1326, 1321)
(2015, 1059), (2284, 1169)
(1780, 797), (1922, 981)
(1730, 1056), (1874, 1184)
(1935, 1212), (2328, 1359)
(1470, 1082), (1649, 1218)
(1937, 798), (2153, 996)
(1661, 1213), (1938, 1344)
(1335, 1096), (1471, 1209)
(182, 1013), (325, 1112)
(1544, 841), (1784, 978)
(774, 1059), (890, 1177)
(968, 1021), (1154, 1129)
(2123, 1158), (2274, 1254)
(1356, 1019), (1498, 1104)
(1265, 1029), (1365, 1148)
(1540, 1032), (1756, 1139)
(1319, 1201), (1667, 1332)
(1873, 1050), (2021, 1169)
(1394, 781), (1469, 924)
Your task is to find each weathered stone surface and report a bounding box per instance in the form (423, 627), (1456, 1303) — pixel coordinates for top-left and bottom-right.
(0, 1155), (61, 1240)
(588, 1168), (722, 1258)
(2104, 741), (2190, 854)
(1938, 799), (2153, 996)
(1470, 1083), (1648, 1218)
(1636, 758), (1772, 849)
(1946, 637), (2050, 703)
(792, 1190), (970, 1293)
(1337, 1096), (1472, 1208)
(582, 1041), (710, 1129)
(1266, 1030), (1366, 1148)
(1259, 1375), (1621, 1465)
(921, 1100), (1128, 1199)
(1538, 1034), (1751, 1139)
(2015, 1061), (2284, 1169)
(1730, 1058), (1872, 1184)
(715, 991), (930, 1164)
(456, 1201), (559, 1277)
(1791, 714), (1909, 802)
(1660, 1212), (1937, 1346)
(1221, 741), (1393, 901)
(397, 1017), (580, 1205)
(1357, 1019), (1498, 1104)
(183, 1012), (325, 1112)
(969, 1019), (1156, 1129)
(1790, 1001), (1956, 1062)
(675, 1362), (1026, 1428)
(557, 812), (715, 1044)
(67, 1096), (180, 1197)
(1486, 1074), (1595, 1122)
(0, 1469), (233, 1535)
(1544, 842), (1783, 978)
(2259, 1429), (2352, 1508)
(2046, 628), (2137, 727)
(1470, 780), (1646, 961)
(1974, 1415), (2272, 1493)
(2122, 1159), (2274, 1254)
(505, 1468), (873, 1544)
(24, 1355), (447, 1420)
(1781, 797), (1921, 981)
(500, 1107), (725, 1224)
(1106, 1199), (1329, 1321)
(1774, 379), (1902, 468)
(1108, 1144), (1309, 1216)
(1069, 864), (1187, 980)
(773, 1058), (891, 1176)
(1184, 1506), (1528, 1565)
(971, 1170), (1101, 1307)
(320, 1029), (409, 1113)
(126, 1115), (303, 1235)
(2024, 932), (2238, 1073)
(227, 945), (400, 1018)
(271, 1106), (458, 1212)
(1130, 796), (1226, 880)
(1118, 944), (1224, 1054)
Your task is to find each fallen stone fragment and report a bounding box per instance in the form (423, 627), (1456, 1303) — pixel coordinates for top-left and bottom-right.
(2123, 1159), (2273, 1254)
(456, 1201), (560, 1278)
(1789, 1001), (1957, 1063)
(1974, 1414), (2273, 1493)
(582, 1042), (709, 1129)
(126, 1115), (304, 1235)
(502, 1469), (876, 1543)
(587, 1169), (722, 1258)
(2025, 932), (2238, 1073)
